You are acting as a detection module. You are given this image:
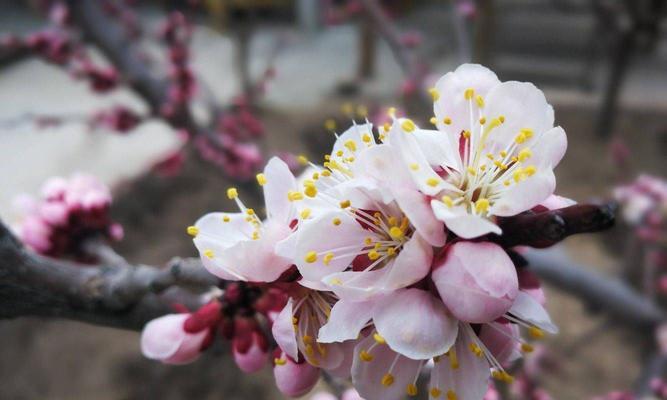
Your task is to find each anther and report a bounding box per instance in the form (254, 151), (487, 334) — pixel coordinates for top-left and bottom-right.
(339, 199), (351, 209)
(359, 350), (374, 362)
(298, 155), (308, 165)
(373, 333), (386, 344)
(441, 195), (454, 208)
(447, 389), (457, 400)
(226, 187), (238, 199)
(407, 383), (418, 396)
(300, 208), (311, 219)
(362, 133), (372, 143)
(381, 373), (395, 387)
(274, 358), (287, 366)
(475, 198), (490, 214)
(223, 215), (231, 222)
(521, 343), (534, 353)
(443, 117), (452, 125)
(186, 226), (199, 236)
(401, 119), (416, 132)
(427, 87), (440, 101)
(305, 251), (318, 263)
(464, 88), (475, 100)
(368, 250), (380, 260)
(475, 94), (485, 107)
(344, 139), (357, 152)
(426, 177), (440, 187)
(389, 226), (404, 240)
(256, 173), (267, 186)
(430, 387), (442, 398)
(528, 326), (544, 339)
(204, 249), (214, 259)
(430, 117), (437, 125)
(332, 217), (342, 226)
(323, 252), (334, 265)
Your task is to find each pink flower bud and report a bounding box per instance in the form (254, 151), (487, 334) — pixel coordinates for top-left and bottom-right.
(19, 216), (52, 253)
(141, 314), (209, 365)
(432, 241), (518, 323)
(273, 356), (320, 398)
(39, 202), (69, 226)
(233, 332), (269, 373)
(41, 177), (68, 200)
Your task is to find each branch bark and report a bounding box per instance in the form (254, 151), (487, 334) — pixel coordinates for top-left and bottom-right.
(0, 220), (217, 331)
(525, 247), (665, 329)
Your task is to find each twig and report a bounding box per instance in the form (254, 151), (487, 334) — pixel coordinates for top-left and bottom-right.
(493, 203), (617, 248)
(0, 219), (217, 331)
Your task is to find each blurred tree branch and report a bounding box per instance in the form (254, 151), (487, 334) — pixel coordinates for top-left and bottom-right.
(0, 220), (216, 331)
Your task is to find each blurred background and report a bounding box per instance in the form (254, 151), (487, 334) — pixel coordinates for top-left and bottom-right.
(0, 0), (666, 399)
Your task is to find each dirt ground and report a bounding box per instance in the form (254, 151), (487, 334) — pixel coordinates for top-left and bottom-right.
(0, 94), (666, 400)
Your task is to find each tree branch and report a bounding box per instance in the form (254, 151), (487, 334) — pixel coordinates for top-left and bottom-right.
(525, 247), (665, 329)
(0, 220), (217, 331)
(494, 203), (617, 248)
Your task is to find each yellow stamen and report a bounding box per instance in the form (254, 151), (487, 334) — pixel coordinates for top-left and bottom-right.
(323, 252), (334, 266)
(300, 208), (311, 219)
(469, 343), (483, 357)
(464, 88), (475, 100)
(529, 326), (544, 339)
(288, 191), (304, 201)
(521, 343), (534, 353)
(430, 117), (437, 125)
(410, 163), (420, 171)
(204, 249), (214, 259)
(389, 226), (404, 240)
(479, 117), (486, 125)
(223, 215), (231, 222)
(462, 130), (471, 139)
(448, 349), (459, 369)
(518, 148), (532, 162)
(362, 133), (372, 143)
(401, 119), (416, 132)
(304, 185), (317, 198)
(186, 226), (199, 236)
(430, 387), (442, 398)
(407, 383), (418, 396)
(340, 199), (351, 208)
(304, 251), (318, 263)
(332, 217), (342, 226)
(426, 177), (440, 187)
(447, 389), (457, 400)
(381, 373), (395, 387)
(297, 154), (308, 165)
(274, 358), (286, 366)
(368, 250), (380, 260)
(226, 187), (238, 199)
(256, 173), (267, 186)
(324, 118), (336, 131)
(359, 350), (374, 362)
(441, 195), (454, 208)
(373, 333), (386, 344)
(475, 198), (490, 214)
(475, 94), (485, 107)
(429, 88), (440, 101)
(443, 117), (452, 125)
(344, 139), (357, 152)
(246, 208), (255, 216)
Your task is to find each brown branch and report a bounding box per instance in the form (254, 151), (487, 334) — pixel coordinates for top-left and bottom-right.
(492, 203), (617, 248)
(0, 220), (217, 331)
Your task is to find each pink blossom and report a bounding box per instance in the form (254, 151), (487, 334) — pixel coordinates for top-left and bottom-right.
(432, 241), (518, 323)
(141, 314), (209, 365)
(273, 355), (320, 398)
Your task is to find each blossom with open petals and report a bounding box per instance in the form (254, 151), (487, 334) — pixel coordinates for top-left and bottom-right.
(389, 64), (567, 239)
(189, 157), (297, 282)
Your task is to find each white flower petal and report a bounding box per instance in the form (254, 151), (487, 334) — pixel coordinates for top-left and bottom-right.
(373, 289), (458, 360)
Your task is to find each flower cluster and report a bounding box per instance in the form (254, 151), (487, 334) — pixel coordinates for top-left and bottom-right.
(143, 64), (570, 399)
(13, 174), (123, 259)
